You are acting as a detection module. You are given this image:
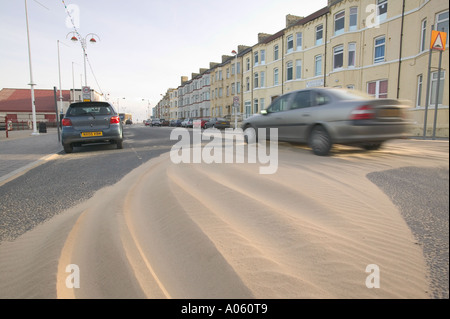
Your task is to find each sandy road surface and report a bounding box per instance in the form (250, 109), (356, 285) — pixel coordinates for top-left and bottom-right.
(0, 139), (447, 298)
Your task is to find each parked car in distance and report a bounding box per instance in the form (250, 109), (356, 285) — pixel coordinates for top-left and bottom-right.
(204, 117), (231, 129)
(61, 101), (123, 153)
(181, 118), (193, 128)
(160, 119), (170, 126)
(151, 118), (161, 126)
(170, 119), (183, 127)
(125, 119), (133, 125)
(242, 87), (413, 156)
(200, 118), (209, 129)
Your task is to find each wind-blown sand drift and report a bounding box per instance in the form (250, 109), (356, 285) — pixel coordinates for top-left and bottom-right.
(2, 140), (447, 298)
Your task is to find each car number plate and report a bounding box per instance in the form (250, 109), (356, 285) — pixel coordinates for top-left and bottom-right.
(81, 131), (103, 137)
(379, 109), (401, 117)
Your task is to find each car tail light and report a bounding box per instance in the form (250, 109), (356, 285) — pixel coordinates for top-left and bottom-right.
(62, 118), (72, 126)
(350, 105), (375, 120)
(110, 116), (120, 124)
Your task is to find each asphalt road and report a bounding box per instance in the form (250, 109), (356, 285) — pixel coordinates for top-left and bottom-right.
(368, 167), (449, 299)
(0, 125), (174, 242)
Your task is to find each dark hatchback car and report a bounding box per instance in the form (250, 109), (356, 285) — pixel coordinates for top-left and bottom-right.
(204, 117), (231, 129)
(242, 88), (413, 156)
(61, 101), (123, 153)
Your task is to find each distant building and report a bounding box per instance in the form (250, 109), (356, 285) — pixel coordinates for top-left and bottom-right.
(0, 88), (106, 125)
(0, 88), (70, 124)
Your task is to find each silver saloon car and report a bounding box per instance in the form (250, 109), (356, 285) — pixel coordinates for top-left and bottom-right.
(61, 101), (123, 153)
(242, 88), (413, 156)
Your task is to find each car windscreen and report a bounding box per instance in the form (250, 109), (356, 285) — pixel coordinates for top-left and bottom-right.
(67, 103), (113, 116)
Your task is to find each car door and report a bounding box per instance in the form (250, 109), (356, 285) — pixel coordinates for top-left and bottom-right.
(281, 90), (314, 142)
(257, 93), (294, 139)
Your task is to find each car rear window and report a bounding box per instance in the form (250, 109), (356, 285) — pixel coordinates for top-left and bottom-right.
(67, 103), (113, 116)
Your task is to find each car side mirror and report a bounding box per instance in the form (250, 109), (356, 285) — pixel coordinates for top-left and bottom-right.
(260, 109), (268, 115)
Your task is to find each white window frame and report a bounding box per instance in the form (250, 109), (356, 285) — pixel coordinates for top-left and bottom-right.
(416, 74), (423, 107)
(333, 45), (344, 70)
(274, 68), (279, 86)
(374, 36), (385, 64)
(377, 0), (387, 22)
(254, 51), (259, 66)
(349, 7), (358, 31)
(316, 24), (323, 45)
(260, 50), (265, 65)
(296, 32), (302, 51)
(286, 61), (293, 81)
(367, 79), (388, 98)
(348, 42), (356, 67)
(254, 72), (259, 88)
(420, 19), (427, 52)
(295, 59), (302, 80)
(274, 44), (279, 61)
(436, 10), (449, 44)
(245, 101), (252, 118)
(334, 10), (345, 35)
(314, 55), (322, 76)
(429, 71), (446, 106)
(260, 71), (265, 88)
(287, 35), (294, 53)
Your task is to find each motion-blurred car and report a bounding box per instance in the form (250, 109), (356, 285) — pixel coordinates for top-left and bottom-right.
(160, 119), (170, 126)
(151, 118), (161, 126)
(125, 119), (132, 125)
(144, 119), (151, 126)
(242, 87), (413, 156)
(61, 101), (123, 153)
(204, 117), (230, 129)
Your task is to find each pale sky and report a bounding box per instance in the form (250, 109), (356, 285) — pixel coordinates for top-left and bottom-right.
(0, 0), (327, 121)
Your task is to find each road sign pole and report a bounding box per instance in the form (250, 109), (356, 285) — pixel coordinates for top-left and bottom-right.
(432, 49), (443, 140)
(423, 25), (434, 138)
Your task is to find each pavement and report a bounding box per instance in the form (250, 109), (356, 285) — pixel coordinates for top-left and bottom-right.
(0, 128), (63, 186)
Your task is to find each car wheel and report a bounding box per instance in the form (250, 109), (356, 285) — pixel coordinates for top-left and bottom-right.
(244, 125), (258, 144)
(309, 125), (332, 156)
(362, 142), (383, 150)
(116, 139), (123, 149)
(63, 143), (73, 154)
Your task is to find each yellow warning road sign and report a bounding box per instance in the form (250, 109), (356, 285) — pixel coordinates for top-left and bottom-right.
(430, 30), (447, 51)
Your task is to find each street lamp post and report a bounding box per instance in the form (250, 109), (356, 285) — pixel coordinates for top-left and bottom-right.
(67, 32), (100, 87)
(232, 49), (238, 129)
(57, 40), (64, 119)
(117, 97), (125, 113)
(142, 99), (151, 119)
(24, 0), (38, 135)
